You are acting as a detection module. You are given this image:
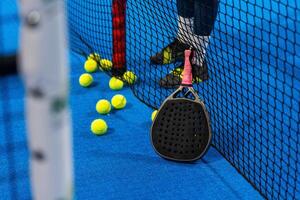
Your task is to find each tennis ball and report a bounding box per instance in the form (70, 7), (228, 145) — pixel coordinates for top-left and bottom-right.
(100, 59), (112, 71)
(79, 73), (93, 87)
(96, 99), (111, 115)
(84, 59), (98, 73)
(88, 53), (100, 62)
(151, 110), (158, 121)
(109, 77), (124, 91)
(91, 119), (108, 135)
(111, 94), (127, 109)
(123, 71), (137, 84)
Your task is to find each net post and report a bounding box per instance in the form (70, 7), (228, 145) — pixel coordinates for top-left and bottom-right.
(19, 0), (73, 199)
(112, 0), (126, 76)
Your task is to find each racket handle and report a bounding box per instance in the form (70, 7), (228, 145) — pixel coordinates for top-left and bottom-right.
(181, 49), (193, 86)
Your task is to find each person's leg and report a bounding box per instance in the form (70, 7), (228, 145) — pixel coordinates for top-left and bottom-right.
(150, 0), (194, 65)
(159, 0), (219, 88)
(177, 0), (194, 17)
(177, 0), (194, 44)
(192, 0), (219, 67)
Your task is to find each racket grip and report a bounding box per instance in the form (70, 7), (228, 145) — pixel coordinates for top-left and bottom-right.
(181, 50), (193, 86)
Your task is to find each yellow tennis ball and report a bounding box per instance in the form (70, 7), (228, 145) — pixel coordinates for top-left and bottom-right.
(79, 73), (93, 87)
(96, 99), (111, 114)
(91, 119), (108, 135)
(88, 53), (100, 62)
(151, 110), (158, 121)
(111, 94), (127, 109)
(109, 77), (124, 91)
(100, 59), (112, 71)
(123, 71), (137, 84)
(84, 59), (98, 73)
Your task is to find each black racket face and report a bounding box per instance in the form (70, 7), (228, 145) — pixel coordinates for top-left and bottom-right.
(151, 98), (211, 161)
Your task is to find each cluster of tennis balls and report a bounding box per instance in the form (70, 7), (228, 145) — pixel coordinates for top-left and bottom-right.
(79, 53), (137, 88)
(78, 53), (137, 136)
(91, 94), (127, 135)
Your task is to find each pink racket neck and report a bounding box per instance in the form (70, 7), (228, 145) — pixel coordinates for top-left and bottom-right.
(181, 49), (193, 86)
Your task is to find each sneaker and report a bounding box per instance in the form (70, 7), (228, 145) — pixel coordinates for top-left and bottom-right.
(150, 39), (190, 65)
(159, 65), (183, 88)
(159, 61), (209, 88)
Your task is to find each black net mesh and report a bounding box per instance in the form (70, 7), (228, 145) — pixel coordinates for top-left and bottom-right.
(68, 0), (300, 199)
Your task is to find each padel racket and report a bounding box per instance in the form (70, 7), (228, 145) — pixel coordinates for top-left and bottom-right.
(151, 49), (211, 162)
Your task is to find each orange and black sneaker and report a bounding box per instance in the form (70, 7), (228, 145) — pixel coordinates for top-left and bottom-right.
(150, 39), (190, 65)
(159, 61), (209, 88)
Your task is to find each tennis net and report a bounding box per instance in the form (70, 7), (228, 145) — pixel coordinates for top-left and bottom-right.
(71, 0), (300, 199)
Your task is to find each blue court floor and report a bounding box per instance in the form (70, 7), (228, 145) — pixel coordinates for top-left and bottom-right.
(0, 52), (263, 199)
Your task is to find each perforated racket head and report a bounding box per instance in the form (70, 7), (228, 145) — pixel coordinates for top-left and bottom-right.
(151, 87), (211, 162)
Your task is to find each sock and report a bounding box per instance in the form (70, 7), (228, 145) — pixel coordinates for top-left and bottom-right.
(192, 35), (209, 66)
(177, 16), (210, 67)
(177, 16), (194, 44)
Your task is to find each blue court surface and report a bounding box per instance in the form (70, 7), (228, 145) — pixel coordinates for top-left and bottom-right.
(0, 52), (262, 199)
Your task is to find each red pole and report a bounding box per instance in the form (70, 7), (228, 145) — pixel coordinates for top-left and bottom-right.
(112, 0), (126, 76)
